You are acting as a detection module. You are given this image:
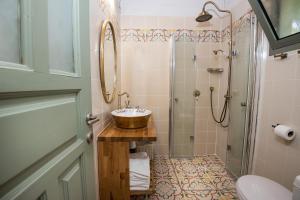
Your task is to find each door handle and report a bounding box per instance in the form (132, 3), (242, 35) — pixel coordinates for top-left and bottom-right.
(86, 113), (99, 125)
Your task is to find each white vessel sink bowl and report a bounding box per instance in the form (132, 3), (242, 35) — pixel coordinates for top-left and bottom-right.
(111, 108), (152, 129)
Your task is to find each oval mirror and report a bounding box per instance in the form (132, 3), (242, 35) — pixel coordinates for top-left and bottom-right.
(99, 20), (117, 104)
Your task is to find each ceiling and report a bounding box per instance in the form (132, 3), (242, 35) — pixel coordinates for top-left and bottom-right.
(120, 0), (244, 16)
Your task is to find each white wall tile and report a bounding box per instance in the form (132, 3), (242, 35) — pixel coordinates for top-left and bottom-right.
(253, 51), (300, 190)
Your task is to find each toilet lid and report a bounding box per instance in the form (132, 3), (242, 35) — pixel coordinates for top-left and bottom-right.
(236, 175), (292, 200)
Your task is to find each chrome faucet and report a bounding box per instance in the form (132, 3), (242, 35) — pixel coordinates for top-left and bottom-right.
(117, 92), (130, 109)
(135, 106), (145, 113)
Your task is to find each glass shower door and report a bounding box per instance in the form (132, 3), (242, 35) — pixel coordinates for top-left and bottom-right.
(226, 14), (253, 177)
(170, 38), (196, 158)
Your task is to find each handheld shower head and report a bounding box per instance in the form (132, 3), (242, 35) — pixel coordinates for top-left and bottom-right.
(195, 1), (233, 128)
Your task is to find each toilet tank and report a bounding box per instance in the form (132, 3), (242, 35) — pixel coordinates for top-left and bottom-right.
(293, 176), (300, 200)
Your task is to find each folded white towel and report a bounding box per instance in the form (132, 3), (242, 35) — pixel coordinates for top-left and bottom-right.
(130, 177), (150, 182)
(129, 154), (150, 178)
(129, 152), (150, 190)
(130, 178), (149, 183)
(130, 181), (150, 187)
(130, 186), (149, 191)
(130, 171), (149, 178)
(130, 176), (149, 181)
(130, 152), (148, 159)
(130, 170), (150, 182)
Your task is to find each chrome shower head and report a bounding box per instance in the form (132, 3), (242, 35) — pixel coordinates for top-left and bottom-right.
(196, 10), (213, 22)
(195, 1), (231, 23)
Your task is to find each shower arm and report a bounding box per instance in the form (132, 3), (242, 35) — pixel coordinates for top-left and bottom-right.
(202, 1), (233, 98)
(202, 1), (231, 15)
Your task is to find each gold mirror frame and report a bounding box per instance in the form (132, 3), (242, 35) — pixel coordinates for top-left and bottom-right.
(99, 20), (117, 104)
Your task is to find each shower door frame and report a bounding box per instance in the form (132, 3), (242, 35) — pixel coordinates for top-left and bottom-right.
(226, 12), (261, 177)
(169, 35), (196, 158)
(241, 15), (265, 175)
(169, 35), (175, 158)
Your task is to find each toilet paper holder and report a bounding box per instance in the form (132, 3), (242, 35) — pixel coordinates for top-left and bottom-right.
(271, 124), (280, 128)
(272, 123), (295, 138)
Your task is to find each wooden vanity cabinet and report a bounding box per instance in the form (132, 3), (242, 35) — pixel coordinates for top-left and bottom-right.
(97, 120), (156, 200)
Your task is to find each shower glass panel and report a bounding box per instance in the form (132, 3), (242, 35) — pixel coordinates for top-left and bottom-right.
(226, 15), (253, 177)
(171, 38), (196, 158)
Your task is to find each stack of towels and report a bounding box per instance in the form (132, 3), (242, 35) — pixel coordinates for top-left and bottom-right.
(129, 152), (150, 191)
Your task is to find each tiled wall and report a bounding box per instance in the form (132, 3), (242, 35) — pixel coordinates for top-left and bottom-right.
(121, 0), (225, 17)
(89, 0), (120, 199)
(225, 0), (300, 191)
(90, 0), (121, 134)
(121, 16), (227, 156)
(253, 49), (300, 190)
(120, 17), (171, 155)
(172, 40), (224, 157)
(193, 41), (226, 156)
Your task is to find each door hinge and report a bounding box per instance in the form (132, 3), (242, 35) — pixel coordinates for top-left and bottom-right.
(227, 145), (231, 151)
(193, 55), (197, 62)
(190, 136), (194, 141)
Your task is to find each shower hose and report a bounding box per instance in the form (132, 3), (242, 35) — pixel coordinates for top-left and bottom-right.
(210, 87), (229, 128)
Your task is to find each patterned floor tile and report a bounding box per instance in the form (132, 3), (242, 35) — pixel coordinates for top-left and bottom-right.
(191, 157), (211, 166)
(172, 159), (206, 178)
(178, 176), (215, 191)
(217, 189), (238, 200)
(132, 155), (237, 200)
(209, 176), (236, 190)
(152, 161), (176, 177)
(150, 177), (184, 200)
(205, 165), (232, 177)
(184, 190), (225, 200)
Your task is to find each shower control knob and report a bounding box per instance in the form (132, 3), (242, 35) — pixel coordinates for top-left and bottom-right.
(193, 90), (201, 97)
(241, 102), (247, 107)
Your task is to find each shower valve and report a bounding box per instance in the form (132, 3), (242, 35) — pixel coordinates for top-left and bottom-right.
(193, 90), (201, 97)
(224, 94), (232, 100)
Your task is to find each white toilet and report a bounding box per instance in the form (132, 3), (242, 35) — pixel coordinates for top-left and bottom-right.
(236, 175), (300, 200)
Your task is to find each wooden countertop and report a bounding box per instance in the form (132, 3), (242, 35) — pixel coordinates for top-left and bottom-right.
(97, 119), (157, 142)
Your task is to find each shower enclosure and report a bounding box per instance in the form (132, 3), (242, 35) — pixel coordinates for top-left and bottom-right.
(169, 13), (259, 177)
(227, 13), (258, 177)
(169, 37), (197, 158)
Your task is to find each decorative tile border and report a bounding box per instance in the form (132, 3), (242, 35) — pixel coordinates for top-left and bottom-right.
(121, 29), (222, 43)
(223, 11), (253, 40)
(122, 12), (253, 43)
(233, 11), (252, 33)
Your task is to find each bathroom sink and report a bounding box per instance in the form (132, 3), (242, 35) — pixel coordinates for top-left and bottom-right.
(111, 108), (152, 129)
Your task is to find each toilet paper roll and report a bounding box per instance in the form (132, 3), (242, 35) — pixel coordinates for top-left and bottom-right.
(274, 125), (295, 141)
